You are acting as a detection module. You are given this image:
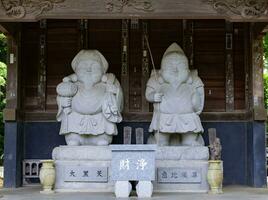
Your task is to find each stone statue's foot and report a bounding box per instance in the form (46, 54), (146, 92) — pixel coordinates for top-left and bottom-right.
(181, 133), (204, 146)
(147, 134), (156, 144)
(85, 134), (112, 145)
(65, 133), (113, 146)
(65, 133), (81, 146)
(154, 132), (170, 146)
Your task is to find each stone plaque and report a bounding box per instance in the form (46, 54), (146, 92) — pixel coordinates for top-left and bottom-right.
(157, 168), (201, 183)
(110, 145), (157, 181)
(64, 166), (108, 182)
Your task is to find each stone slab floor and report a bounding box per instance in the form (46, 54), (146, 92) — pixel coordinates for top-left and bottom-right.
(0, 186), (268, 200)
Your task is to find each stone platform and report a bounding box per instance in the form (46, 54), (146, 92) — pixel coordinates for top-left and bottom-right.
(52, 145), (209, 193)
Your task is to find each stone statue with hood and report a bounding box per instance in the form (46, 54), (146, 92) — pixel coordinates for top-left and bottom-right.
(146, 43), (205, 146)
(56, 50), (123, 146)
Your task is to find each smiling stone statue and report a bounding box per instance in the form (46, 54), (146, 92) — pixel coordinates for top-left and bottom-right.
(146, 43), (205, 146)
(56, 50), (123, 146)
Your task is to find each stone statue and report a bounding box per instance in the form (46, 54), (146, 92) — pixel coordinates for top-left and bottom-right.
(56, 50), (123, 146)
(210, 137), (222, 160)
(146, 43), (205, 146)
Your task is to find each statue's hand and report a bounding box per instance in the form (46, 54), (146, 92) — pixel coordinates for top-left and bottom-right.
(154, 93), (163, 102)
(60, 97), (72, 108)
(106, 84), (118, 94)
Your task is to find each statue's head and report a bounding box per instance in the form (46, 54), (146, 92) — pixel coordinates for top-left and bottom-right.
(71, 50), (108, 84)
(160, 43), (190, 85)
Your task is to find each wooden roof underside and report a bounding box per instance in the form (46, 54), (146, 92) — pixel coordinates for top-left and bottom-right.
(0, 0), (268, 22)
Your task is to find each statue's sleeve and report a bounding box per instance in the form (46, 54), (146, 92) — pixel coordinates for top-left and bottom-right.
(56, 95), (64, 121)
(190, 71), (204, 114)
(114, 78), (124, 112)
(146, 71), (162, 102)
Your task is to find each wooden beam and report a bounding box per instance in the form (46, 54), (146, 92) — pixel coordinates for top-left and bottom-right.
(23, 111), (252, 122)
(1, 1), (268, 22)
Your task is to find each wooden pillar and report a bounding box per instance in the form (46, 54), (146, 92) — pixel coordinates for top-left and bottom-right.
(141, 20), (149, 112)
(79, 19), (89, 50)
(37, 19), (47, 111)
(244, 23), (250, 111)
(3, 25), (20, 121)
(121, 19), (129, 113)
(2, 24), (24, 188)
(246, 23), (267, 188)
(183, 20), (194, 69)
(225, 21), (234, 112)
(251, 24), (266, 120)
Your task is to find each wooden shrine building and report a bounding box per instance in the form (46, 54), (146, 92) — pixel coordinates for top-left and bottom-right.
(0, 0), (267, 188)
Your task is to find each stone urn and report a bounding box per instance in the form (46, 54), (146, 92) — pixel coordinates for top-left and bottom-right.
(39, 160), (56, 194)
(207, 160), (223, 194)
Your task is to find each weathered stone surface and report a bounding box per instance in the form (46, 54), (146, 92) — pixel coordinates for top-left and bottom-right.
(145, 43), (205, 146)
(114, 181), (132, 198)
(110, 145), (156, 181)
(56, 49), (123, 146)
(53, 145), (209, 161)
(53, 145), (208, 192)
(156, 146), (209, 160)
(52, 146), (112, 161)
(154, 160), (209, 192)
(53, 146), (113, 192)
(136, 181), (153, 198)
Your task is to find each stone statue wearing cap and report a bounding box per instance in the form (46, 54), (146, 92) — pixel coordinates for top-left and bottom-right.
(56, 50), (123, 146)
(146, 43), (205, 146)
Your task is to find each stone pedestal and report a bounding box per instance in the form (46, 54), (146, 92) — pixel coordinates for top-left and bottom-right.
(52, 145), (209, 193)
(154, 146), (209, 193)
(52, 146), (113, 192)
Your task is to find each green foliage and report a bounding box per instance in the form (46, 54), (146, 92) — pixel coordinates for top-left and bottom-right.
(0, 34), (7, 162)
(264, 33), (268, 69)
(263, 72), (268, 109)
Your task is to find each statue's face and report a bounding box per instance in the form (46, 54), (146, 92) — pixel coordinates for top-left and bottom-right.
(76, 60), (103, 84)
(161, 56), (189, 84)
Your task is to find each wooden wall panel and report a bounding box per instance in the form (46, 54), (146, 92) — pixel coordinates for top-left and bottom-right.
(88, 20), (122, 80)
(149, 20), (183, 70)
(128, 23), (143, 112)
(147, 20), (183, 112)
(20, 19), (248, 121)
(46, 19), (80, 110)
(233, 23), (246, 110)
(21, 23), (40, 111)
(193, 20), (226, 111)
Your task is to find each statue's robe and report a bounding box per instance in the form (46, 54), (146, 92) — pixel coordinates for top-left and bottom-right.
(147, 71), (204, 134)
(57, 74), (123, 136)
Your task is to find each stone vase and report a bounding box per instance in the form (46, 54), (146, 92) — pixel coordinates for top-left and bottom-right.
(39, 160), (56, 194)
(207, 160), (223, 194)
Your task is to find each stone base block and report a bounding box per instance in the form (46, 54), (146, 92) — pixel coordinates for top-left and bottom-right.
(52, 145), (209, 193)
(115, 181), (132, 198)
(52, 146), (113, 192)
(136, 181), (153, 198)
